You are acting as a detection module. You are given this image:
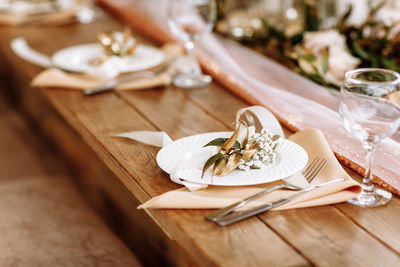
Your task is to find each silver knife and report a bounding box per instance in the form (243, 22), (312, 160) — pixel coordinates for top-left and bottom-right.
(215, 178), (346, 226)
(83, 63), (170, 96)
(205, 182), (301, 222)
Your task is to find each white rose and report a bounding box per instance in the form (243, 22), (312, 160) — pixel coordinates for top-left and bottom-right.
(303, 30), (348, 54)
(299, 30), (360, 86)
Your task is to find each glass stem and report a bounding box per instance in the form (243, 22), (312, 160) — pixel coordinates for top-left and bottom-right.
(184, 40), (200, 75)
(362, 143), (376, 194)
(184, 40), (195, 58)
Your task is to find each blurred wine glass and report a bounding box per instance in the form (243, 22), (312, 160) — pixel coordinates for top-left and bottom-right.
(339, 68), (400, 207)
(167, 0), (217, 89)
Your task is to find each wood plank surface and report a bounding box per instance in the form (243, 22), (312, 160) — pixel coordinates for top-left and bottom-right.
(0, 6), (399, 267)
(120, 80), (400, 266)
(44, 87), (308, 266)
(178, 83), (400, 263)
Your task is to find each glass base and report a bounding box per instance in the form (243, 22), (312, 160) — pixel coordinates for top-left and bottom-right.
(348, 188), (392, 207)
(173, 73), (212, 89)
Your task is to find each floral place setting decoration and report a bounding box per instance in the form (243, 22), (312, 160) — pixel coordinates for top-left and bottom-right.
(51, 28), (165, 76)
(11, 28), (184, 93)
(156, 106), (309, 187)
(112, 105), (361, 224)
(200, 116), (280, 177)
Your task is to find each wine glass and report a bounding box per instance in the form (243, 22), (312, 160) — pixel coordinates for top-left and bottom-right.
(339, 68), (400, 207)
(167, 0), (217, 89)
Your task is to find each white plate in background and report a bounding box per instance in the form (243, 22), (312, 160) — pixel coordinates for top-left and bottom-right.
(52, 43), (165, 73)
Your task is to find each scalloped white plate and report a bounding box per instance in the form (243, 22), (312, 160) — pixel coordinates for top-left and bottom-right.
(156, 132), (308, 186)
(52, 43), (165, 73)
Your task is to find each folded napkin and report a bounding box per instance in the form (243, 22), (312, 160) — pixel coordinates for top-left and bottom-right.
(30, 43), (183, 91)
(0, 8), (80, 27)
(138, 129), (361, 210)
(115, 131), (173, 147)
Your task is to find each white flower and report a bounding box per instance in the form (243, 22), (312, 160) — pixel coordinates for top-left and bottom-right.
(336, 0), (369, 27)
(297, 30), (360, 86)
(238, 128), (278, 171)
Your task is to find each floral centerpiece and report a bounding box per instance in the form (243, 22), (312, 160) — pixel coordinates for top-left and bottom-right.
(215, 0), (400, 93)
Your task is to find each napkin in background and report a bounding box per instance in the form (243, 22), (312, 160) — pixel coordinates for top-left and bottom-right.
(0, 9), (77, 26)
(138, 129), (361, 210)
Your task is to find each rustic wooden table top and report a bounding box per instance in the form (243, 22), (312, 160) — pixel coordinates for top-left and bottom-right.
(1, 7), (400, 267)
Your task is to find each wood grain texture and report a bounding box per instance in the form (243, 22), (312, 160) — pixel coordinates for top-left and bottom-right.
(0, 7), (399, 267)
(181, 83), (400, 265)
(122, 80), (400, 267)
(1, 19), (307, 263)
(44, 89), (307, 266)
(260, 207), (400, 266)
(118, 89), (308, 266)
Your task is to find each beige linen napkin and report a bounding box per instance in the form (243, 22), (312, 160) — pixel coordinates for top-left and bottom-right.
(0, 9), (79, 26)
(31, 43), (183, 91)
(138, 128), (361, 210)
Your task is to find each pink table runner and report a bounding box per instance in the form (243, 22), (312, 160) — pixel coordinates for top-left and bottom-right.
(101, 0), (400, 196)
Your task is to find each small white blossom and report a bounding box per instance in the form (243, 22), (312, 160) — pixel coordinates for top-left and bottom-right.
(238, 128), (279, 171)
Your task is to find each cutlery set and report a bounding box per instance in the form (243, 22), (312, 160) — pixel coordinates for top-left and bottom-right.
(206, 157), (345, 226)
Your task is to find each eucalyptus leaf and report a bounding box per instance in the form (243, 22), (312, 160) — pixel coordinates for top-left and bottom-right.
(382, 58), (400, 72)
(204, 138), (228, 147)
(202, 153), (225, 178)
(352, 41), (371, 60)
(203, 138), (241, 149)
(300, 53), (317, 62)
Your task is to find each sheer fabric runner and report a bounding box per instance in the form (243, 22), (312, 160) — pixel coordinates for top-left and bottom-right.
(100, 0), (400, 195)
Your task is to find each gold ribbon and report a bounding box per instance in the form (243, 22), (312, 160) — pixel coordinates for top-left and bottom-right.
(202, 106), (282, 177)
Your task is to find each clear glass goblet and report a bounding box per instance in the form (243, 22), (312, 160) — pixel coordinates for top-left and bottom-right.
(339, 68), (400, 207)
(167, 0), (217, 89)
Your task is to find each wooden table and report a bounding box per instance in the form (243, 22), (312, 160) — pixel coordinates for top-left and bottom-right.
(1, 7), (400, 267)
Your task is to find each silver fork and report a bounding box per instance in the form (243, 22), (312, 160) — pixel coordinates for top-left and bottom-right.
(216, 177), (344, 226)
(205, 157), (327, 222)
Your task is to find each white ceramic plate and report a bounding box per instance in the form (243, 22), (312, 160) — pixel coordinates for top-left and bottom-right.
(51, 43), (165, 73)
(157, 132), (308, 186)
